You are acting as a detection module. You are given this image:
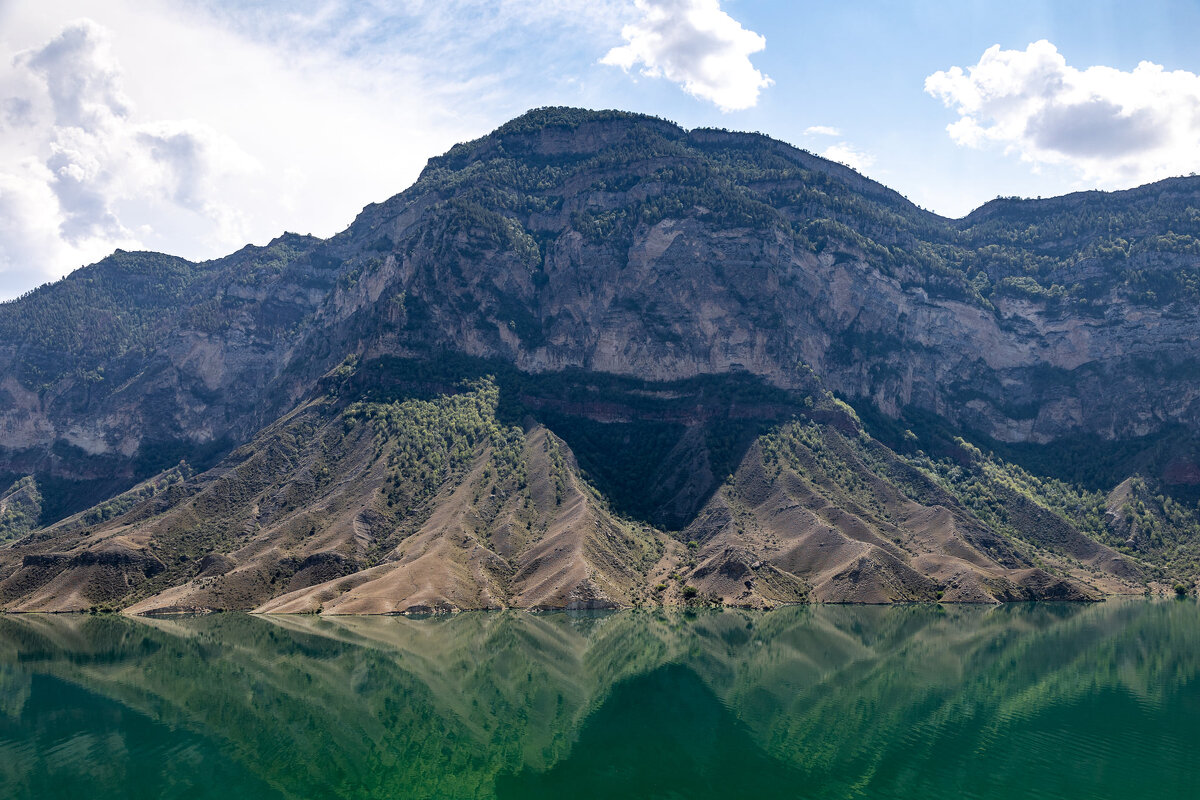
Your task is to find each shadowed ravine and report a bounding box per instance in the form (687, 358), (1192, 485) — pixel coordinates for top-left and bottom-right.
(0, 601), (1198, 799)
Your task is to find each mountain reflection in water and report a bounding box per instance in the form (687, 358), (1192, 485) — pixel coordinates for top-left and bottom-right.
(0, 601), (1197, 799)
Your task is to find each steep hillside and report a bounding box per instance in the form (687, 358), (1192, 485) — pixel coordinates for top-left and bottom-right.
(0, 234), (330, 520)
(0, 374), (666, 612)
(0, 361), (1165, 611)
(673, 423), (1123, 606)
(0, 107), (1198, 608)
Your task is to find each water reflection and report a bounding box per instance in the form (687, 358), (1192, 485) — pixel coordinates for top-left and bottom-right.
(0, 601), (1196, 799)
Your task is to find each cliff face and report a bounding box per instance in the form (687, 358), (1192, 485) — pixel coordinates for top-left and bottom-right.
(4, 110), (1199, 481)
(0, 236), (335, 514)
(308, 111), (1200, 447)
(0, 107), (1198, 610)
(327, 206), (1200, 443)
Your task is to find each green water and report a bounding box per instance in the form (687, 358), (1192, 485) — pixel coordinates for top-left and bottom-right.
(0, 601), (1197, 799)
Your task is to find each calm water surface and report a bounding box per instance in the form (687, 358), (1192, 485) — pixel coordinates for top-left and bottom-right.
(0, 601), (1197, 799)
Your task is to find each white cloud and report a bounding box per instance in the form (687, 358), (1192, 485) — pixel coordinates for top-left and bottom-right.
(804, 125), (841, 137)
(821, 142), (875, 173)
(20, 19), (130, 129)
(0, 158), (122, 298)
(0, 17), (259, 296)
(601, 0), (772, 111)
(925, 40), (1200, 185)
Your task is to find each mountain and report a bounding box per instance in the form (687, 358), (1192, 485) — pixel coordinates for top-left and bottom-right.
(1, 106), (1198, 611)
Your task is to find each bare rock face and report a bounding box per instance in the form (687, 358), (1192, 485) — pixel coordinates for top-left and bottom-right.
(305, 111), (1200, 450)
(0, 236), (337, 517)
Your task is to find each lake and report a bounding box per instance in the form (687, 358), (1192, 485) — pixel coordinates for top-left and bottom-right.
(0, 600), (1197, 799)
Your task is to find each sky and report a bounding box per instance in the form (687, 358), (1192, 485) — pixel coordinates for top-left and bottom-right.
(1, 0), (1199, 299)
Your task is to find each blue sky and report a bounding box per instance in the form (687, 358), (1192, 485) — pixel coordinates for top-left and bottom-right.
(1, 0), (1198, 298)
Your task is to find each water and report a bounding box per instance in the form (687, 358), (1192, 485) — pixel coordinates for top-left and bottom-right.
(0, 601), (1197, 799)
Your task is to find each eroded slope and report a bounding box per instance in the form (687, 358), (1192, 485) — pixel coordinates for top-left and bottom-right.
(0, 365), (1158, 611)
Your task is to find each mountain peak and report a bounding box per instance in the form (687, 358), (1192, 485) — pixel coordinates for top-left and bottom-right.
(492, 106), (681, 135)
(418, 106), (686, 178)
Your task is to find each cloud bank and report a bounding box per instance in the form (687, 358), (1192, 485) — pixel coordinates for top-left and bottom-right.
(0, 18), (257, 297)
(926, 40), (1200, 185)
(601, 0), (772, 111)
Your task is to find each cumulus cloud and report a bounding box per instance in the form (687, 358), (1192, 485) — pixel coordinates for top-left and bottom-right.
(601, 0), (772, 111)
(925, 40), (1200, 184)
(20, 20), (130, 129)
(804, 125), (841, 137)
(821, 142), (875, 173)
(0, 161), (101, 298)
(0, 18), (258, 295)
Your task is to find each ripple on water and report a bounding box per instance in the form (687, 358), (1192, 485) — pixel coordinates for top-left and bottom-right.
(0, 601), (1197, 800)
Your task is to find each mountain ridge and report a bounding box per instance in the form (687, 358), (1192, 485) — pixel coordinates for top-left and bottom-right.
(1, 106), (1198, 610)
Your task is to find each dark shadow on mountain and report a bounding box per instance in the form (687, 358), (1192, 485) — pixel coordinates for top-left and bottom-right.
(0, 434), (232, 528)
(494, 663), (811, 800)
(858, 399), (1200, 503)
(340, 354), (812, 528)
